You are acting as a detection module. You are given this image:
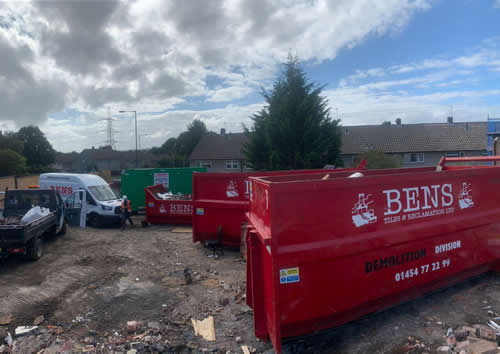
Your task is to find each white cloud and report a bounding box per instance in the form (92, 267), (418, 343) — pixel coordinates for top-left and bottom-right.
(0, 0), (434, 152)
(6, 0), (500, 154)
(206, 86), (254, 103)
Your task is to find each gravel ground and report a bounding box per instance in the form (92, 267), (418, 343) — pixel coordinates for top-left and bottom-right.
(1, 219), (500, 353)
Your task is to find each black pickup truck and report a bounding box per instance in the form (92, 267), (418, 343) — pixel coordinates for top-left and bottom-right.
(0, 189), (66, 261)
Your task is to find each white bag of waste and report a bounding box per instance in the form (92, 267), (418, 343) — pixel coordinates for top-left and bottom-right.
(348, 172), (364, 178)
(21, 206), (50, 224)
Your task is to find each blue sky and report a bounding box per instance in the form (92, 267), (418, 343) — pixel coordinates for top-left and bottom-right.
(0, 0), (500, 152)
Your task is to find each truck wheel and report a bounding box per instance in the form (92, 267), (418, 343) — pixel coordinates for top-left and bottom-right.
(46, 225), (57, 238)
(58, 220), (67, 235)
(89, 213), (101, 228)
(27, 237), (43, 261)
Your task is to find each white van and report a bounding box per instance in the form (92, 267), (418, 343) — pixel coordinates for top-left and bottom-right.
(39, 173), (122, 227)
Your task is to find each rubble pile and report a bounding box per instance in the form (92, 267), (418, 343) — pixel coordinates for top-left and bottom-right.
(436, 324), (500, 354)
(1, 320), (211, 353)
(156, 193), (191, 201)
(0, 216), (21, 225)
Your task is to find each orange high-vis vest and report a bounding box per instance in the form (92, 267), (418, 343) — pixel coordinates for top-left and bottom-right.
(122, 200), (132, 212)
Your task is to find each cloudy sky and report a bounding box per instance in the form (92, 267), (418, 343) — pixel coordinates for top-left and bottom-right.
(1, 0), (500, 152)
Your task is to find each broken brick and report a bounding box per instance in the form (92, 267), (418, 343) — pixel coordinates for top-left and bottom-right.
(446, 336), (456, 347)
(127, 321), (138, 333)
(455, 340), (470, 351)
(478, 326), (496, 341)
(455, 328), (469, 341)
(468, 339), (497, 354)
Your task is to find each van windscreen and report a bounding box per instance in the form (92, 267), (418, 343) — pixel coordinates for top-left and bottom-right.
(88, 185), (117, 201)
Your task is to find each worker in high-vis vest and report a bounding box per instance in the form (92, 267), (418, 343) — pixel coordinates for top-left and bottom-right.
(121, 195), (133, 229)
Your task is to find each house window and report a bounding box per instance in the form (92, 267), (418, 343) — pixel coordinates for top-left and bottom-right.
(200, 161), (212, 168)
(404, 153), (424, 163)
(226, 160), (240, 170)
(446, 152), (465, 157)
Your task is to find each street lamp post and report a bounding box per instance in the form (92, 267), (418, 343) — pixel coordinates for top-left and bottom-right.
(119, 110), (138, 168)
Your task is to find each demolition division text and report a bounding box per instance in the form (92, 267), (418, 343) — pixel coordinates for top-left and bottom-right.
(365, 248), (427, 273)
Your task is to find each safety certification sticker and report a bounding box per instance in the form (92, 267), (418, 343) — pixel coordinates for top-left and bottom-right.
(280, 267), (300, 284)
(196, 208), (205, 215)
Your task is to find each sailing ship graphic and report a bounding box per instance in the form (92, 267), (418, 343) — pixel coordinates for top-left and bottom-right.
(352, 193), (377, 227)
(458, 182), (473, 209)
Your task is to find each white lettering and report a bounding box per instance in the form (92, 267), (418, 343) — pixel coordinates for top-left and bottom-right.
(421, 185), (440, 210)
(383, 189), (402, 215)
(403, 187), (420, 212)
(435, 240), (461, 254)
(441, 184), (453, 207)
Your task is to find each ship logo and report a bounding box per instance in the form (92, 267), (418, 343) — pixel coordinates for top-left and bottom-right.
(352, 193), (377, 227)
(226, 180), (239, 198)
(458, 182), (474, 209)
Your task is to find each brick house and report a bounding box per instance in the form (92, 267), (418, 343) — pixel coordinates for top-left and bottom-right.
(189, 129), (250, 172)
(341, 120), (487, 167)
(188, 120), (487, 171)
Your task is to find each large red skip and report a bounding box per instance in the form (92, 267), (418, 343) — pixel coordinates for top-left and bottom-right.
(246, 156), (500, 353)
(192, 162), (366, 247)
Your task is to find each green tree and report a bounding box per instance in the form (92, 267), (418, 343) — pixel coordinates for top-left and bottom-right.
(244, 55), (342, 170)
(0, 131), (24, 154)
(151, 137), (177, 155)
(0, 149), (26, 177)
(175, 119), (208, 158)
(16, 126), (56, 171)
(152, 119), (208, 161)
(354, 151), (402, 169)
(381, 121), (391, 126)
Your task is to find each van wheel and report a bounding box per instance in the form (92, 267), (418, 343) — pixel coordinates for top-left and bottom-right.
(27, 237), (43, 261)
(89, 213), (101, 228)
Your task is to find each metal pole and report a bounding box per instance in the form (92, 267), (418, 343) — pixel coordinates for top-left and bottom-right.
(134, 111), (138, 168)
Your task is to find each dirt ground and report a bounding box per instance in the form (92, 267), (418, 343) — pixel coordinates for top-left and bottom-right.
(1, 219), (500, 353)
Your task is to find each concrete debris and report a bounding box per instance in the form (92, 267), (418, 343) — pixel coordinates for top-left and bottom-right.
(478, 326), (496, 341)
(236, 336), (243, 344)
(455, 328), (469, 341)
(0, 314), (13, 326)
(468, 339), (497, 354)
(15, 326), (38, 337)
(184, 267), (193, 285)
(455, 340), (470, 351)
(191, 316), (216, 341)
(436, 322), (500, 354)
(147, 321), (160, 329)
(33, 315), (45, 326)
(127, 321), (138, 333)
(5, 333), (12, 346)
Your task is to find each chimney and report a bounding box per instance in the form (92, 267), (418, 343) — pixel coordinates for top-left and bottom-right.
(396, 118), (402, 125)
(220, 128), (226, 136)
(447, 116), (453, 124)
